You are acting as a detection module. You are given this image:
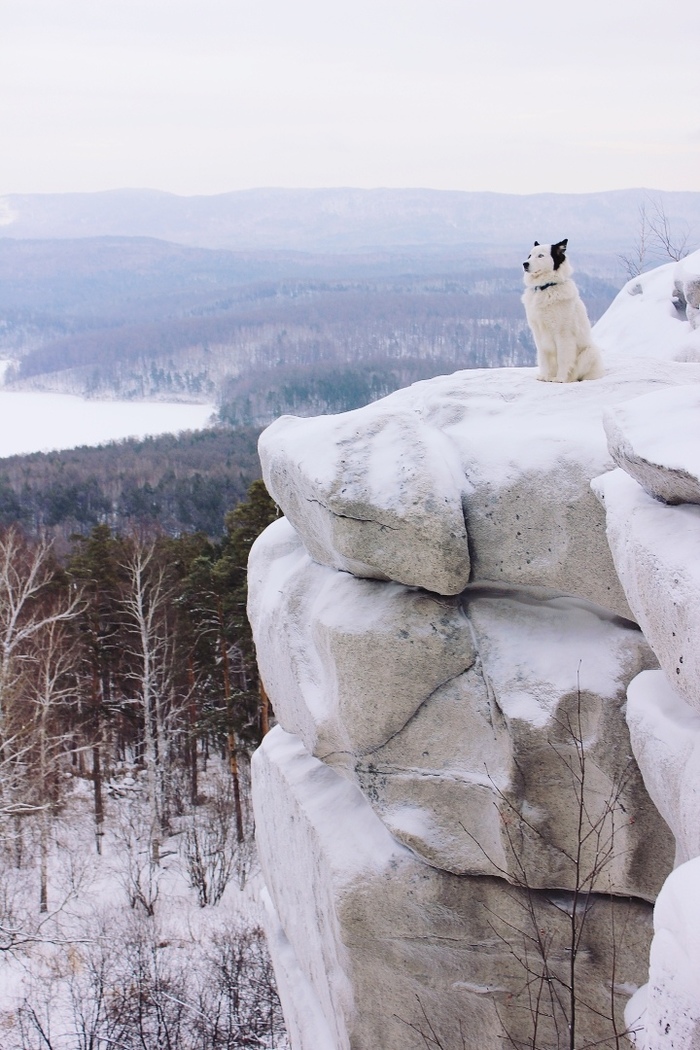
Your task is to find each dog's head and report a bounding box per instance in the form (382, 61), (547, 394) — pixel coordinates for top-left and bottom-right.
(522, 239), (569, 282)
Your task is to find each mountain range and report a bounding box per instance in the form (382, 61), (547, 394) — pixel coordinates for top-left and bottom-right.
(2, 186), (699, 256)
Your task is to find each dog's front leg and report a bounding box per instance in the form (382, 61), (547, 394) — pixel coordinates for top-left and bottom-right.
(552, 337), (577, 383)
(535, 338), (558, 381)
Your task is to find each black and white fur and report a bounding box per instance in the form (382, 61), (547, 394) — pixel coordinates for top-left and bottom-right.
(522, 239), (604, 383)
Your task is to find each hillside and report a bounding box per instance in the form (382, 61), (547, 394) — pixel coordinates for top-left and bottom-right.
(0, 236), (619, 419)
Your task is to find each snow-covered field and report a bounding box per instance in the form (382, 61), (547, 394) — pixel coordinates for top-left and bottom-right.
(0, 386), (216, 459)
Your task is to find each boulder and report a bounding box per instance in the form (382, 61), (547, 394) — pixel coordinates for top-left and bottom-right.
(604, 385), (700, 504)
(258, 408), (471, 595)
(356, 588), (671, 899)
(247, 517), (474, 762)
(593, 469), (700, 713)
(254, 726), (655, 1050)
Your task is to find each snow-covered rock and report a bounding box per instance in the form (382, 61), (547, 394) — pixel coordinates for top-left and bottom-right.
(625, 857), (700, 1050)
(594, 250), (700, 363)
(258, 408), (471, 595)
(254, 727), (655, 1050)
(357, 589), (669, 899)
(674, 252), (700, 330)
(593, 469), (700, 713)
(603, 385), (700, 504)
(247, 516), (474, 762)
(626, 670), (700, 869)
(251, 251), (700, 1050)
(260, 359), (700, 614)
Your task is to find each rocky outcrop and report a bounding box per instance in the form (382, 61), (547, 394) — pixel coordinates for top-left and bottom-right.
(250, 254), (700, 1050)
(254, 729), (655, 1050)
(674, 253), (700, 331)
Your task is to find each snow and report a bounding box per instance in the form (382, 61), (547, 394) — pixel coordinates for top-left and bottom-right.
(0, 763), (288, 1049)
(605, 385), (700, 478)
(630, 856), (700, 1049)
(593, 250), (700, 363)
(626, 669), (700, 867)
(0, 387), (215, 458)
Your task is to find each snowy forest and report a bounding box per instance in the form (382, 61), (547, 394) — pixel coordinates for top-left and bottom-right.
(0, 480), (287, 1048)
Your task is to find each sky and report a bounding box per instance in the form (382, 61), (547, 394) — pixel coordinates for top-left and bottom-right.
(0, 0), (698, 198)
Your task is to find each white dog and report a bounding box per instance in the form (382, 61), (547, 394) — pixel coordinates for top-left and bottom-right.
(522, 239), (604, 383)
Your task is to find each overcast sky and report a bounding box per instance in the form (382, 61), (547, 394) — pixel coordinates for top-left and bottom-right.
(1, 0), (698, 197)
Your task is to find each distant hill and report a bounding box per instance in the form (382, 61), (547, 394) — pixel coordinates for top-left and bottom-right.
(1, 187), (699, 256)
(1, 186), (694, 425)
(0, 239), (618, 419)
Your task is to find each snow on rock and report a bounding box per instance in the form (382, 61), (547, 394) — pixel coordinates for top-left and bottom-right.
(674, 252), (700, 330)
(594, 250), (700, 363)
(626, 670), (700, 868)
(604, 385), (700, 504)
(259, 358), (700, 614)
(356, 588), (670, 900)
(258, 408), (472, 594)
(253, 726), (655, 1050)
(593, 468), (700, 713)
(626, 857), (700, 1050)
(247, 516), (474, 761)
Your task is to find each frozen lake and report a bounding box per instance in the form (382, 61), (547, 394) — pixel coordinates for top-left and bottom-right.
(0, 388), (216, 459)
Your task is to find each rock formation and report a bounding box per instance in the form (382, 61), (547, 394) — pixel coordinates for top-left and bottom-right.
(250, 249), (700, 1049)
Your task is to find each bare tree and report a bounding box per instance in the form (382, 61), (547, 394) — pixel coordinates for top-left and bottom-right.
(183, 765), (255, 906)
(0, 527), (81, 745)
(121, 536), (182, 867)
(620, 194), (696, 277)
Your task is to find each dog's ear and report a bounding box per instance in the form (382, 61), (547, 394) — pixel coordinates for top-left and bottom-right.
(551, 239), (568, 270)
(533, 241), (539, 246)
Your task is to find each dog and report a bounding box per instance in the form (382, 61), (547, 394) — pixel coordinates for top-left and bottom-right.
(522, 239), (604, 383)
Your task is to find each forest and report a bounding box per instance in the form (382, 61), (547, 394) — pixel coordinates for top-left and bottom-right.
(0, 481), (288, 1048)
(0, 427), (262, 544)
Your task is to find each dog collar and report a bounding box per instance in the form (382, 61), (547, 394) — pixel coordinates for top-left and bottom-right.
(534, 281), (558, 291)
